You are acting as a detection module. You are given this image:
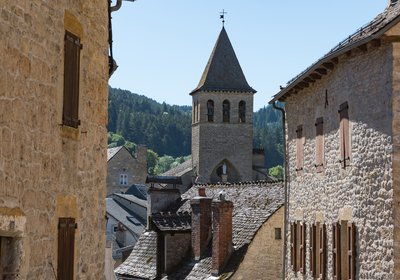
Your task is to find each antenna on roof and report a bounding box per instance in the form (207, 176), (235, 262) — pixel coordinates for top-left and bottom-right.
(220, 9), (227, 26)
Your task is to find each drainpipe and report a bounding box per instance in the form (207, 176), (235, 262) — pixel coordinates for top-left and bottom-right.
(271, 100), (288, 280)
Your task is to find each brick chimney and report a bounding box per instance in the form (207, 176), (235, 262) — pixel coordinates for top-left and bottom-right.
(190, 188), (212, 260)
(211, 196), (233, 276)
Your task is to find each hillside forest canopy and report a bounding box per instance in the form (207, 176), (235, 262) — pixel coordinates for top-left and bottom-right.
(108, 87), (283, 177)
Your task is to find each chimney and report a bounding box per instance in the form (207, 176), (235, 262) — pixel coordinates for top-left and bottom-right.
(147, 187), (181, 229)
(211, 197), (233, 276)
(190, 189), (212, 260)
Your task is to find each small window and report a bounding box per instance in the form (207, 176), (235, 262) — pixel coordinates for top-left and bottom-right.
(63, 31), (81, 128)
(274, 228), (282, 240)
(223, 100), (230, 123)
(239, 101), (246, 123)
(119, 174), (128, 185)
(207, 100), (214, 122)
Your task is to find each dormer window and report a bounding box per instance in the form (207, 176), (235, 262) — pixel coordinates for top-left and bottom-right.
(239, 101), (246, 123)
(207, 100), (214, 122)
(223, 100), (230, 123)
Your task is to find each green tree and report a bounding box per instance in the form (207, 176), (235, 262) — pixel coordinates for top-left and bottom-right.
(268, 165), (283, 179)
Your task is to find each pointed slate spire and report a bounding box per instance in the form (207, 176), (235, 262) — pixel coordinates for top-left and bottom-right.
(191, 27), (256, 94)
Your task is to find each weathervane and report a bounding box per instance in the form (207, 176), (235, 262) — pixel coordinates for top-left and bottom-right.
(220, 9), (227, 26)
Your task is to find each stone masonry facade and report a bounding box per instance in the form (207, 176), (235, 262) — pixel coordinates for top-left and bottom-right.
(1, 1), (108, 279)
(191, 91), (254, 183)
(284, 26), (398, 279)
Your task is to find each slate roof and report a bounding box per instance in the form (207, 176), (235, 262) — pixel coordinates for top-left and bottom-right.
(191, 27), (256, 94)
(125, 184), (148, 200)
(106, 198), (146, 238)
(152, 212), (191, 232)
(115, 180), (283, 280)
(113, 193), (147, 209)
(271, 2), (400, 102)
(107, 146), (124, 162)
(162, 159), (193, 177)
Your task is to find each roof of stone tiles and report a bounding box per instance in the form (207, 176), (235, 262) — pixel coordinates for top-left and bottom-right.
(125, 184), (148, 200)
(107, 146), (124, 162)
(271, 2), (400, 102)
(191, 27), (256, 94)
(106, 198), (145, 237)
(115, 180), (283, 280)
(152, 212), (192, 232)
(113, 193), (147, 209)
(162, 159), (193, 177)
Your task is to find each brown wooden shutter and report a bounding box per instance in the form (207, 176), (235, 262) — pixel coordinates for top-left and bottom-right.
(299, 222), (306, 274)
(63, 31), (81, 128)
(339, 102), (350, 168)
(319, 224), (327, 280)
(315, 117), (324, 173)
(347, 222), (356, 280)
(310, 223), (319, 277)
(291, 222), (298, 272)
(58, 217), (76, 280)
(333, 222), (341, 279)
(296, 125), (304, 173)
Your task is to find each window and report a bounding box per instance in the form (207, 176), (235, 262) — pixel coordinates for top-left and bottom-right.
(63, 31), (81, 128)
(207, 100), (214, 122)
(119, 174), (128, 185)
(113, 225), (119, 233)
(196, 101), (200, 123)
(315, 117), (324, 172)
(296, 125), (304, 173)
(58, 218), (76, 280)
(239, 101), (246, 123)
(274, 228), (282, 240)
(339, 102), (350, 168)
(192, 101), (195, 123)
(223, 100), (230, 123)
(0, 236), (18, 277)
(332, 221), (356, 280)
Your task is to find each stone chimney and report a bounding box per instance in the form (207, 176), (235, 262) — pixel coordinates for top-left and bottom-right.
(135, 144), (147, 183)
(211, 196), (234, 276)
(147, 187), (181, 229)
(190, 188), (212, 260)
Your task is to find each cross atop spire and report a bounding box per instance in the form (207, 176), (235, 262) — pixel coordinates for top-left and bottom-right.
(220, 9), (227, 26)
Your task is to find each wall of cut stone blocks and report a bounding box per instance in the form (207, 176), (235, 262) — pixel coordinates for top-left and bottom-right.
(0, 1), (109, 278)
(284, 38), (395, 279)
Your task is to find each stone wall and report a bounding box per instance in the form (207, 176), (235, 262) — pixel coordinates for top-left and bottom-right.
(231, 206), (284, 280)
(191, 90), (254, 183)
(284, 38), (394, 279)
(1, 1), (108, 278)
(107, 146), (147, 196)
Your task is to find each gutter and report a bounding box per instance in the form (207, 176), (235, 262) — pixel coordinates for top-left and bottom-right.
(270, 101), (288, 280)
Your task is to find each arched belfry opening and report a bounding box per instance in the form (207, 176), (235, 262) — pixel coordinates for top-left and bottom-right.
(210, 160), (240, 183)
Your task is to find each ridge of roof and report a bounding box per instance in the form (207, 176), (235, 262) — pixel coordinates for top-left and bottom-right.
(191, 27), (256, 95)
(270, 4), (400, 103)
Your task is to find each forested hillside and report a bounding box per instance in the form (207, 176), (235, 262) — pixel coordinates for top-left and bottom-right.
(107, 86), (284, 172)
(108, 87), (191, 157)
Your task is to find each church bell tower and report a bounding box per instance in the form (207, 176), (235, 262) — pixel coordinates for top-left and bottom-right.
(190, 26), (256, 183)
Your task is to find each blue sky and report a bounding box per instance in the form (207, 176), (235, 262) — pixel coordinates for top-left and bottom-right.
(109, 1), (387, 111)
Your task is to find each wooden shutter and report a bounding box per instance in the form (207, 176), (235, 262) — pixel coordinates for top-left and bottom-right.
(310, 223), (319, 277)
(291, 223), (298, 271)
(296, 125), (304, 173)
(299, 222), (306, 274)
(339, 102), (350, 168)
(63, 31), (81, 128)
(58, 217), (76, 280)
(347, 222), (356, 280)
(333, 222), (341, 279)
(315, 117), (324, 173)
(319, 224), (327, 279)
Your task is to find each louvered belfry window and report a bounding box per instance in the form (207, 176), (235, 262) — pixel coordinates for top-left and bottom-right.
(63, 31), (81, 128)
(58, 217), (76, 280)
(339, 102), (350, 168)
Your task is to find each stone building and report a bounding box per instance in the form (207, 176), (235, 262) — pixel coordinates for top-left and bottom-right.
(1, 0), (109, 278)
(190, 27), (257, 183)
(107, 145), (147, 196)
(114, 181), (284, 279)
(270, 1), (400, 279)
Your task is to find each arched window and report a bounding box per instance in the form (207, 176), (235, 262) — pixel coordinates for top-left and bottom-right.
(207, 100), (214, 122)
(239, 101), (246, 123)
(197, 101), (200, 122)
(223, 100), (230, 123)
(193, 101), (197, 123)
